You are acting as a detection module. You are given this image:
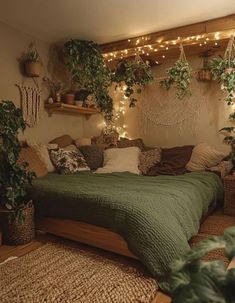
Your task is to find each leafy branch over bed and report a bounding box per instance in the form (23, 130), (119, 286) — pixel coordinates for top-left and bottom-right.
(171, 227), (235, 303)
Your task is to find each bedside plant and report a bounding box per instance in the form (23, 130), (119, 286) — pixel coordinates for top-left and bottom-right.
(0, 101), (35, 245)
(219, 126), (235, 166)
(160, 44), (192, 99)
(171, 227), (235, 303)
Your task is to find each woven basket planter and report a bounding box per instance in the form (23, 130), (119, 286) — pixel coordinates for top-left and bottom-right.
(1, 203), (35, 245)
(223, 175), (235, 216)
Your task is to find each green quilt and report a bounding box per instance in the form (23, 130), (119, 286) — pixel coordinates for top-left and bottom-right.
(29, 171), (223, 291)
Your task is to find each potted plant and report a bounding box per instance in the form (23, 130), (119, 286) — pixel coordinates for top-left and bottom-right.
(75, 89), (90, 107)
(24, 47), (41, 77)
(160, 44), (192, 100)
(113, 56), (153, 107)
(219, 126), (235, 166)
(43, 77), (65, 103)
(0, 101), (35, 245)
(210, 36), (235, 105)
(171, 226), (235, 302)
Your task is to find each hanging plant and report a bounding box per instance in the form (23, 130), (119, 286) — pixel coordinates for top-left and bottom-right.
(62, 39), (113, 119)
(160, 44), (192, 99)
(210, 36), (235, 105)
(171, 226), (235, 303)
(113, 55), (153, 107)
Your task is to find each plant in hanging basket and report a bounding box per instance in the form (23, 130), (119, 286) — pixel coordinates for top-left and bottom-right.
(113, 57), (153, 107)
(0, 101), (35, 245)
(210, 36), (235, 105)
(62, 39), (113, 119)
(171, 226), (235, 303)
(160, 45), (192, 99)
(22, 46), (41, 77)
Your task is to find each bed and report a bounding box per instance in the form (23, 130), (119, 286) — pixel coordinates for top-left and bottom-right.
(30, 171), (223, 291)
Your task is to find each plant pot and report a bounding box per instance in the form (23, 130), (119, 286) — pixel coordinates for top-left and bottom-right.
(198, 69), (212, 82)
(1, 203), (35, 245)
(225, 67), (235, 74)
(65, 93), (75, 105)
(25, 61), (41, 77)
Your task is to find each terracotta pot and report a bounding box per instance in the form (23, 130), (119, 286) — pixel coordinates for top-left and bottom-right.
(25, 61), (41, 77)
(0, 203), (35, 245)
(65, 93), (75, 105)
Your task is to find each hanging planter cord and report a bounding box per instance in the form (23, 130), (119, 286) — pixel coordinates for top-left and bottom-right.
(224, 35), (235, 65)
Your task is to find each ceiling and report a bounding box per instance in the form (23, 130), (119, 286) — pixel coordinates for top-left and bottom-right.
(0, 0), (235, 44)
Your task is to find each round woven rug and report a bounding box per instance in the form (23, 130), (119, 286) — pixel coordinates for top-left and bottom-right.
(0, 241), (158, 303)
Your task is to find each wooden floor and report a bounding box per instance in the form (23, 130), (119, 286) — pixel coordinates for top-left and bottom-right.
(0, 234), (171, 303)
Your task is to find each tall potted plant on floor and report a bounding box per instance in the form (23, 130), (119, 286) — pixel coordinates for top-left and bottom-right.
(0, 101), (35, 245)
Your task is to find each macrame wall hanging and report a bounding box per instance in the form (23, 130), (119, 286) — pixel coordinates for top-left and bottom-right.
(16, 84), (42, 127)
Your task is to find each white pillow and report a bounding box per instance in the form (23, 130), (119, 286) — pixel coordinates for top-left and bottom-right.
(186, 143), (226, 171)
(31, 143), (55, 172)
(96, 147), (141, 174)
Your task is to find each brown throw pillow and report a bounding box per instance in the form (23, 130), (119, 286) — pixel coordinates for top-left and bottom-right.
(139, 148), (162, 175)
(50, 135), (73, 148)
(147, 145), (194, 176)
(117, 138), (145, 151)
(19, 147), (48, 178)
(79, 145), (103, 170)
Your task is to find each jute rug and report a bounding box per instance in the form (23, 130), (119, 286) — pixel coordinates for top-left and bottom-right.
(0, 240), (158, 303)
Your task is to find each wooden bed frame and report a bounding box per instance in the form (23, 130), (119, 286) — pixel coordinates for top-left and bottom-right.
(36, 217), (138, 259)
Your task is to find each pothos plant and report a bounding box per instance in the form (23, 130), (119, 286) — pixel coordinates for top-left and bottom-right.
(160, 45), (192, 99)
(62, 39), (113, 119)
(219, 126), (235, 166)
(171, 226), (235, 303)
(0, 101), (35, 222)
(113, 57), (153, 107)
(210, 36), (235, 105)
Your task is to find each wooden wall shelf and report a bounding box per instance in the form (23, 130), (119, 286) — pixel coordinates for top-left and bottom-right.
(45, 103), (100, 119)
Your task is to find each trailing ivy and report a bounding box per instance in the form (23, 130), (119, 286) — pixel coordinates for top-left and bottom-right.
(171, 226), (235, 303)
(62, 39), (113, 119)
(210, 57), (235, 105)
(160, 60), (192, 99)
(113, 58), (153, 107)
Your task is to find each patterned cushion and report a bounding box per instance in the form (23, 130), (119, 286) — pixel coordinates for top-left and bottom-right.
(50, 149), (90, 174)
(117, 138), (145, 151)
(50, 135), (73, 148)
(79, 145), (103, 170)
(139, 148), (162, 175)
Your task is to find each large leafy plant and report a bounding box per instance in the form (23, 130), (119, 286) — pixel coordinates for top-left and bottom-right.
(0, 101), (35, 221)
(160, 45), (192, 99)
(62, 39), (113, 119)
(113, 57), (153, 107)
(219, 126), (235, 166)
(171, 227), (235, 303)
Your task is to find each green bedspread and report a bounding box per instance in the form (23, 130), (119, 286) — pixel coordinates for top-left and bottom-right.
(29, 171), (223, 291)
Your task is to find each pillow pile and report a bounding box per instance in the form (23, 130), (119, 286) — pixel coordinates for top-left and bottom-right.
(50, 149), (90, 174)
(186, 143), (226, 171)
(139, 148), (162, 175)
(147, 145), (194, 176)
(96, 147), (141, 174)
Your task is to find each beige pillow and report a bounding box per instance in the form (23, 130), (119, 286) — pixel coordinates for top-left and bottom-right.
(50, 135), (73, 148)
(31, 143), (55, 172)
(186, 143), (226, 171)
(139, 148), (162, 175)
(63, 144), (78, 152)
(96, 147), (141, 175)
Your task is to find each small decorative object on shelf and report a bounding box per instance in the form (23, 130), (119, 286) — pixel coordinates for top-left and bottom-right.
(43, 77), (65, 103)
(22, 43), (42, 77)
(65, 92), (75, 105)
(223, 174), (235, 216)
